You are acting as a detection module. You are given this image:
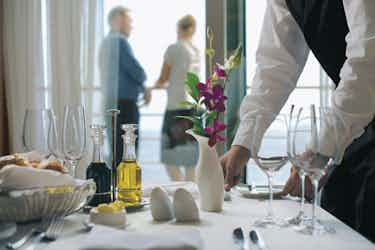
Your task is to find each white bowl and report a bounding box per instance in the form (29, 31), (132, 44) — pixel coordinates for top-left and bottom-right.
(0, 180), (96, 222)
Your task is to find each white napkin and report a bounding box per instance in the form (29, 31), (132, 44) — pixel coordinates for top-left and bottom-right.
(0, 165), (76, 190)
(46, 225), (203, 250)
(142, 182), (199, 198)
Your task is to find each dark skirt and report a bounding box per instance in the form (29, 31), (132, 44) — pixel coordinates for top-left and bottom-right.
(160, 109), (198, 167)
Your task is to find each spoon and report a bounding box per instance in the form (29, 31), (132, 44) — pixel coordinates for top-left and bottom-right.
(249, 230), (266, 250)
(232, 227), (245, 250)
(82, 221), (95, 232)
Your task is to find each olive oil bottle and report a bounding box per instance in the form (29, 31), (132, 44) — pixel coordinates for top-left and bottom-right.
(117, 124), (141, 206)
(86, 124), (112, 206)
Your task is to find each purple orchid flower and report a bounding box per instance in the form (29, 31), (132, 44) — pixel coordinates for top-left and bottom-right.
(197, 81), (209, 92)
(213, 65), (227, 79)
(201, 93), (215, 110)
(204, 119), (227, 147)
(197, 81), (214, 109)
(197, 83), (228, 112)
(212, 85), (227, 112)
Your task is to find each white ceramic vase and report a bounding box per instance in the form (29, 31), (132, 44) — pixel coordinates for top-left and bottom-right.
(187, 130), (224, 212)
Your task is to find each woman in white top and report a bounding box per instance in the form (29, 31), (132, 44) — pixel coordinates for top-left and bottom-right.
(151, 15), (200, 181)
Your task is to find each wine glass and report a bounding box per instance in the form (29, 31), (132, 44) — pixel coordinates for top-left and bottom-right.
(293, 106), (340, 235)
(251, 113), (289, 227)
(48, 111), (64, 159)
(62, 105), (87, 177)
(286, 105), (310, 227)
(22, 108), (52, 157)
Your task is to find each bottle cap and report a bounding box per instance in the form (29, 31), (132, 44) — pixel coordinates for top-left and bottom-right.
(121, 124), (138, 144)
(90, 124), (106, 145)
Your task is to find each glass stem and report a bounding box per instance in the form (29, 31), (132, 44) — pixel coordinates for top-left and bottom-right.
(267, 173), (274, 219)
(299, 170), (305, 215)
(312, 177), (319, 234)
(68, 160), (78, 177)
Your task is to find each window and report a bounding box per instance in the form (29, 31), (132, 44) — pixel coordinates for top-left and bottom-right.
(39, 0), (205, 181)
(104, 0), (206, 183)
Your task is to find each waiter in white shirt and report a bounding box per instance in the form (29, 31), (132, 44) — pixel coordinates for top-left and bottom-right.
(221, 0), (375, 242)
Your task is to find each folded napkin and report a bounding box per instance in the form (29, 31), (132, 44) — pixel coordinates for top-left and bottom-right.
(47, 225), (203, 250)
(142, 182), (199, 198)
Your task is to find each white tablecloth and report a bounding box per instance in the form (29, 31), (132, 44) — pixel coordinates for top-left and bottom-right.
(1, 195), (374, 250)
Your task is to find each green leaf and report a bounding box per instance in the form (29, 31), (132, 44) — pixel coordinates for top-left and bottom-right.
(179, 101), (196, 108)
(192, 126), (206, 136)
(176, 115), (201, 127)
(225, 44), (243, 72)
(177, 115), (206, 136)
(204, 111), (218, 127)
(185, 72), (200, 102)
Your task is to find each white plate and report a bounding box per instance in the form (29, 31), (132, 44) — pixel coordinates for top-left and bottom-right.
(235, 185), (284, 199)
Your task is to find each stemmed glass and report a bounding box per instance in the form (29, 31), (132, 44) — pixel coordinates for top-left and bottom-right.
(62, 105), (87, 177)
(22, 108), (53, 157)
(286, 105), (309, 227)
(293, 106), (340, 235)
(251, 113), (289, 227)
(48, 111), (64, 159)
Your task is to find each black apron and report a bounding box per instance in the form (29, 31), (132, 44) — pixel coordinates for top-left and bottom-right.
(286, 0), (375, 242)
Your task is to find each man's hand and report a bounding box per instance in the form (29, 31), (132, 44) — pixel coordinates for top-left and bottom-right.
(220, 145), (251, 190)
(280, 166), (331, 200)
(280, 167), (313, 200)
(143, 87), (152, 105)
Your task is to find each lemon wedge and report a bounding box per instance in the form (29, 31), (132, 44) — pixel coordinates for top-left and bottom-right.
(112, 200), (127, 210)
(96, 204), (117, 213)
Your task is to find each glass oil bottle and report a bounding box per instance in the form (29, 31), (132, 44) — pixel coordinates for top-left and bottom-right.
(117, 124), (142, 206)
(86, 124), (112, 206)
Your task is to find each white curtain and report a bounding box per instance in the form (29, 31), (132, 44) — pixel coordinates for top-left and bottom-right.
(46, 0), (104, 177)
(46, 0), (104, 122)
(3, 0), (45, 153)
(3, 0), (105, 178)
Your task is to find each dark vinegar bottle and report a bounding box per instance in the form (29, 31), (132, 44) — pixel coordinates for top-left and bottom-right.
(86, 124), (112, 206)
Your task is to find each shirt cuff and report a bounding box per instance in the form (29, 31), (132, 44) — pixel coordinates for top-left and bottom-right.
(232, 122), (254, 151)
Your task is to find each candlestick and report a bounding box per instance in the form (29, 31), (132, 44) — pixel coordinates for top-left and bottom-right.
(107, 109), (120, 201)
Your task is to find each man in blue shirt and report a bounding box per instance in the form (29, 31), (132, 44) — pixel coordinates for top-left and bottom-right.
(99, 6), (150, 160)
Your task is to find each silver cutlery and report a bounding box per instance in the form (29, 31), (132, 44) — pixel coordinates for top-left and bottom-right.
(232, 227), (246, 250)
(249, 230), (267, 250)
(6, 228), (41, 250)
(6, 219), (48, 250)
(82, 220), (95, 232)
(6, 216), (64, 249)
(0, 223), (17, 240)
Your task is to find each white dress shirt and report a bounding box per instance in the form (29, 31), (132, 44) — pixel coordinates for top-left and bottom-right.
(232, 0), (375, 163)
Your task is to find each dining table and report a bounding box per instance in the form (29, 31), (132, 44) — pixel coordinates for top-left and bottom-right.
(1, 192), (374, 250)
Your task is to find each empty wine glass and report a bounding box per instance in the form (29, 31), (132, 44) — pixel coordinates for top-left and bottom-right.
(286, 105), (310, 227)
(62, 105), (87, 177)
(22, 108), (52, 157)
(293, 106), (340, 235)
(48, 111), (64, 159)
(251, 113), (289, 227)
